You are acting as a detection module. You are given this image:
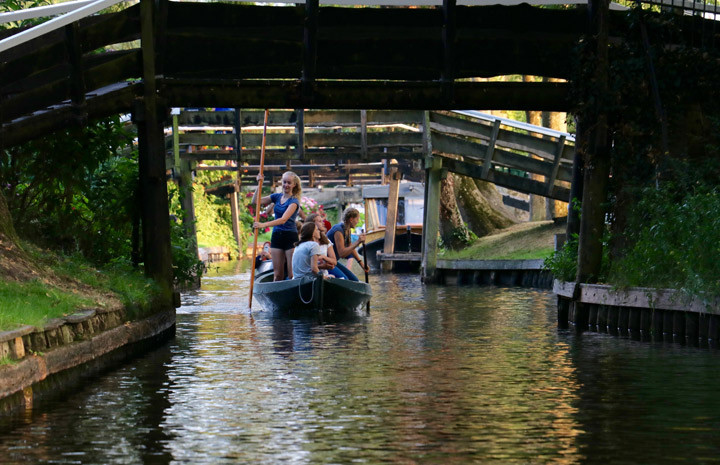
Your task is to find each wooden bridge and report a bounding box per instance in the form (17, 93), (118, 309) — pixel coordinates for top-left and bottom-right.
(2, 0), (717, 298)
(169, 108), (574, 200)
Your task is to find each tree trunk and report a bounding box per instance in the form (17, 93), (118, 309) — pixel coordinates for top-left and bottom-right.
(0, 188), (18, 246)
(439, 173), (469, 250)
(456, 176), (516, 237)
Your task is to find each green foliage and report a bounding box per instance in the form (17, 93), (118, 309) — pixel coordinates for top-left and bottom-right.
(190, 184), (241, 252)
(170, 220), (204, 289)
(543, 235), (578, 282)
(609, 185), (720, 300)
(1, 117), (135, 259)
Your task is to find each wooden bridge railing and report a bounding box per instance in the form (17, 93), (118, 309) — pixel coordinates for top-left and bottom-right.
(166, 108), (573, 200)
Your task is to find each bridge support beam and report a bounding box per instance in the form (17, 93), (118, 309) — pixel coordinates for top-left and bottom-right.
(136, 0), (173, 306)
(575, 0), (610, 286)
(421, 112), (441, 283)
(173, 116), (199, 264)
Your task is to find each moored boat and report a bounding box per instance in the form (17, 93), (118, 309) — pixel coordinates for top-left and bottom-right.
(253, 269), (372, 314)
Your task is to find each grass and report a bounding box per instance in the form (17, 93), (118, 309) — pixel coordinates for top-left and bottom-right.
(439, 221), (564, 260)
(0, 280), (93, 331)
(0, 356), (17, 367)
(0, 245), (160, 332)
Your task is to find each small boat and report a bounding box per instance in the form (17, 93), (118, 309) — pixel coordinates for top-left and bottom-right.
(361, 182), (424, 272)
(253, 269), (372, 314)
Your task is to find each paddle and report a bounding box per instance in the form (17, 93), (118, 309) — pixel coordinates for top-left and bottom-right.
(361, 228), (370, 312)
(248, 109), (270, 309)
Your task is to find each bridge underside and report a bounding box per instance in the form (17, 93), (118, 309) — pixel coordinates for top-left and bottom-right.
(0, 2), (597, 148)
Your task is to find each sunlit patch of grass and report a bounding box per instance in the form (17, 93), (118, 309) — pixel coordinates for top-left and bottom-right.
(440, 221), (563, 260)
(0, 280), (92, 331)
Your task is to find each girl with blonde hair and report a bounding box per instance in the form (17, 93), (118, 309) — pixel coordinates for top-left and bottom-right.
(251, 171), (302, 281)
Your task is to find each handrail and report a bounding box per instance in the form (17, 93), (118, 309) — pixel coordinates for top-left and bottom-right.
(453, 110), (576, 142)
(0, 0), (99, 24)
(0, 0), (126, 54)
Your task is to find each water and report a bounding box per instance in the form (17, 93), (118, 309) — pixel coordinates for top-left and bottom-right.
(1, 260), (720, 464)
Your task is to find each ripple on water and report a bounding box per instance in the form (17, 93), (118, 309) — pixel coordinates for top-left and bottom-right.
(1, 264), (719, 464)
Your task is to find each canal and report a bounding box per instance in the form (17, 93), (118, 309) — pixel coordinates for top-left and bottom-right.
(1, 261), (719, 464)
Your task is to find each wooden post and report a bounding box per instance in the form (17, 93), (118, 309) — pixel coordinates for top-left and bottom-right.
(230, 189), (242, 257)
(173, 113), (198, 262)
(597, 305), (608, 331)
(382, 168), (401, 272)
(441, 0), (457, 103)
(481, 119), (500, 179)
(651, 308), (664, 338)
(296, 108), (305, 160)
(65, 21), (86, 124)
(136, 0), (173, 305)
(575, 0), (611, 284)
(302, 0), (318, 103)
(566, 119), (583, 239)
(360, 110), (368, 161)
(234, 108), (243, 165)
(557, 296), (570, 329)
(421, 112), (441, 282)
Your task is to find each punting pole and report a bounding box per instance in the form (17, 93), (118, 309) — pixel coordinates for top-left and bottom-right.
(248, 109), (269, 309)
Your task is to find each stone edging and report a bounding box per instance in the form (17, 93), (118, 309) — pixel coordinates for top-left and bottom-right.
(553, 280), (719, 314)
(0, 307), (175, 400)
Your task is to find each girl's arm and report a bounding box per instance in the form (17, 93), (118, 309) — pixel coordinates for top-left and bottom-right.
(351, 248), (369, 272)
(250, 175), (273, 207)
(253, 203), (298, 229)
(333, 230), (366, 258)
(324, 246), (338, 266)
(311, 254), (320, 274)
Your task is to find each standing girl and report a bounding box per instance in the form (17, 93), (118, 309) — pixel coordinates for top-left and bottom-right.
(251, 171), (302, 281)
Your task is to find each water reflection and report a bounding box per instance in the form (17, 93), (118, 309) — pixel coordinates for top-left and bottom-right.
(0, 261), (719, 463)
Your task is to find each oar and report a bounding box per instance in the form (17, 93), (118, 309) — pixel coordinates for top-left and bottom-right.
(361, 229), (370, 312)
(248, 109), (269, 309)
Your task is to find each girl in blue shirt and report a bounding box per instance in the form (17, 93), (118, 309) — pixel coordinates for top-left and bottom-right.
(327, 207), (368, 281)
(251, 171), (302, 281)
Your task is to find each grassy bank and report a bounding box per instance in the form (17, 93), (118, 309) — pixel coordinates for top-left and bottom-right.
(439, 221), (564, 260)
(0, 242), (159, 332)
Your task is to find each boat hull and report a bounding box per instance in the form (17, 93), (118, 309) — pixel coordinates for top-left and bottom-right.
(253, 272), (372, 314)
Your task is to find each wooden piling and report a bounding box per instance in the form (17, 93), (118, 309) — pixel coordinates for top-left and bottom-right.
(673, 311), (686, 343)
(136, 0), (173, 304)
(651, 308), (664, 338)
(557, 296), (569, 329)
(587, 305), (598, 329)
(597, 305), (608, 332)
(685, 313), (699, 346)
(618, 307), (629, 335)
(421, 112), (441, 283)
(607, 305), (619, 335)
(708, 315), (720, 348)
(572, 302), (588, 330)
(382, 169), (401, 272)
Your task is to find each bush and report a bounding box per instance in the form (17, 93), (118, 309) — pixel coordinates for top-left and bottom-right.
(543, 234), (578, 282)
(609, 185), (720, 299)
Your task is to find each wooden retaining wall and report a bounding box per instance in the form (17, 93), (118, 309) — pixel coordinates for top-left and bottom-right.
(0, 306), (176, 410)
(436, 259), (553, 289)
(554, 280), (720, 346)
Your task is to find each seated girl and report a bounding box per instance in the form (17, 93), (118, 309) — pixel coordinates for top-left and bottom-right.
(291, 222), (323, 279)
